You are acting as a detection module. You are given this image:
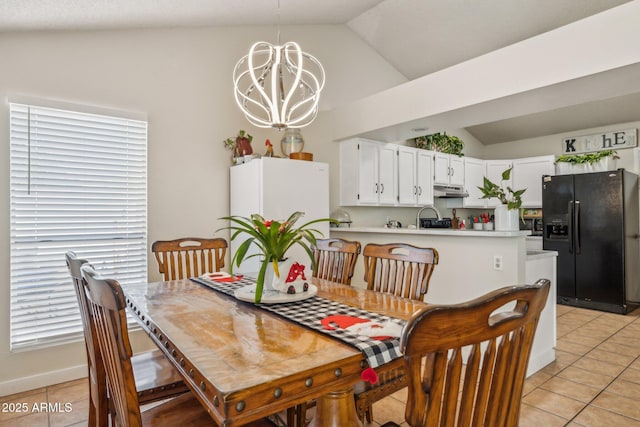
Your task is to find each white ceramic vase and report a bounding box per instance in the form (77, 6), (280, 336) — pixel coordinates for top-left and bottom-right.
(262, 260), (283, 292)
(494, 205), (520, 231)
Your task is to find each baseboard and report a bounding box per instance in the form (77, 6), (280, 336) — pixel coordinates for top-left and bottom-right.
(527, 347), (556, 377)
(0, 365), (87, 397)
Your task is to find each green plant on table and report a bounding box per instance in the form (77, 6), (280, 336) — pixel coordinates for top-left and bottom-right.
(218, 212), (335, 302)
(478, 167), (526, 210)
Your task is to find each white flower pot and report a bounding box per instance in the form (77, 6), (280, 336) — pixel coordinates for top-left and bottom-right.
(494, 205), (520, 231)
(263, 260), (284, 292)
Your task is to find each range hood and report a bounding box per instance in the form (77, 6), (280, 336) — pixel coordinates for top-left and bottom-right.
(434, 184), (469, 198)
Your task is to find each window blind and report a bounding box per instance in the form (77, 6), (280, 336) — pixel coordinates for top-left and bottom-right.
(9, 102), (148, 351)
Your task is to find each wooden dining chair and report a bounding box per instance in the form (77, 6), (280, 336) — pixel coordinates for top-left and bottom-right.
(152, 237), (227, 280)
(80, 264), (275, 427)
(381, 279), (550, 427)
(312, 238), (361, 285)
(65, 252), (190, 427)
(362, 243), (439, 300)
(355, 243), (439, 422)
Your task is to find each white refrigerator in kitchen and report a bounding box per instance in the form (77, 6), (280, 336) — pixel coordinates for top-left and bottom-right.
(229, 157), (330, 274)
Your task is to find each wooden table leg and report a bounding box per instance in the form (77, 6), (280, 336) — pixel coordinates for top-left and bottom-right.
(309, 387), (363, 427)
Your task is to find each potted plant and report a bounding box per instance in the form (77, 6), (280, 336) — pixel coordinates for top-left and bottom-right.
(413, 132), (464, 156)
(478, 167), (526, 231)
(555, 150), (619, 174)
(224, 130), (254, 164)
(219, 212), (334, 303)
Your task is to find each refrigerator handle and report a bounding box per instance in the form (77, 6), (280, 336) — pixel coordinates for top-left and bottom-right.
(568, 201), (574, 254)
(575, 200), (581, 254)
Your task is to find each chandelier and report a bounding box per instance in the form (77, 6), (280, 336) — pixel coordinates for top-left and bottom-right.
(232, 40), (325, 129)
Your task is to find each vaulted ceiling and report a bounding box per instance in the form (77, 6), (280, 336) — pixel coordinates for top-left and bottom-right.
(2, 0), (636, 144)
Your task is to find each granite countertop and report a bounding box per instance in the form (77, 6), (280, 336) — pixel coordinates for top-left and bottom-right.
(330, 227), (532, 238)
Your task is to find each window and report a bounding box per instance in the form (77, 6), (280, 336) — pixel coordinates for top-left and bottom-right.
(9, 101), (148, 351)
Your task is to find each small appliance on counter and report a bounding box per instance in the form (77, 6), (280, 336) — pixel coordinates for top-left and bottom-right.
(330, 209), (352, 228)
(520, 217), (543, 236)
(420, 218), (452, 228)
(385, 219), (402, 228)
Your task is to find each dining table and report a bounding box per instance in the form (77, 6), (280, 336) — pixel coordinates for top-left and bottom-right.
(121, 275), (427, 426)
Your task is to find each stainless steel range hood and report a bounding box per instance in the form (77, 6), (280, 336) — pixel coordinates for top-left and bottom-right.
(434, 184), (469, 198)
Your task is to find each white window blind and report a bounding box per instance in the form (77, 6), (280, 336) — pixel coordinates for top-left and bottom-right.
(9, 102), (148, 351)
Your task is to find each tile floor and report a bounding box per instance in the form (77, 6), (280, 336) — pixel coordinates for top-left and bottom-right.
(1, 304), (639, 427)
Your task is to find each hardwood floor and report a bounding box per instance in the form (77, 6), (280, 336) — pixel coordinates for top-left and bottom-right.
(1, 304), (639, 426)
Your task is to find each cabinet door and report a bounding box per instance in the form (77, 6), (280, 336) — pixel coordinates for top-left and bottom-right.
(485, 160), (513, 208)
(397, 146), (418, 205)
(463, 157), (486, 208)
(513, 156), (555, 208)
(357, 140), (380, 204)
(433, 152), (450, 185)
(416, 150), (434, 206)
(449, 155), (465, 186)
(378, 144), (398, 204)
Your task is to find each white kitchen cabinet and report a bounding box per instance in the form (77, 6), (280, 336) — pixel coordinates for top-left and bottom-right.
(462, 157), (487, 208)
(485, 159), (513, 208)
(397, 146), (434, 206)
(417, 150), (435, 205)
(339, 138), (397, 206)
(512, 155), (555, 208)
(434, 152), (464, 186)
(378, 143), (398, 204)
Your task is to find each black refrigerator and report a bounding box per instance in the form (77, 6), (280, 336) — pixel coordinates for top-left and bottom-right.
(542, 169), (639, 314)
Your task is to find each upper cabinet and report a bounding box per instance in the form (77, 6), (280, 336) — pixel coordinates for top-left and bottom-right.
(377, 143), (398, 204)
(397, 146), (434, 206)
(340, 138), (555, 209)
(339, 138), (397, 206)
(512, 155), (555, 208)
(462, 157), (487, 208)
(433, 153), (464, 186)
(485, 160), (513, 208)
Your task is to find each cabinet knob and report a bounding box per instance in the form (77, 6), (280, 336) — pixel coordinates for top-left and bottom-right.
(380, 183), (384, 194)
(418, 186), (422, 195)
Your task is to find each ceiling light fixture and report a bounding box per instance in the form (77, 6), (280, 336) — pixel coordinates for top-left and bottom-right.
(232, 1), (325, 129)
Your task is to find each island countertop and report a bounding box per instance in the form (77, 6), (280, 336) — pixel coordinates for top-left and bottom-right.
(331, 227), (531, 238)
(329, 225), (555, 377)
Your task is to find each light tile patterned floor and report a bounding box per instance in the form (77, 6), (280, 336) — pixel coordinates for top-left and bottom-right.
(1, 304), (639, 426)
(369, 304), (640, 427)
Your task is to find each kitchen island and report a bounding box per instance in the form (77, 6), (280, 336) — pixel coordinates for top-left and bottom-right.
(331, 226), (557, 375)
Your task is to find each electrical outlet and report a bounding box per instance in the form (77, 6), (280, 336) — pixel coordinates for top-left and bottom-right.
(493, 255), (503, 270)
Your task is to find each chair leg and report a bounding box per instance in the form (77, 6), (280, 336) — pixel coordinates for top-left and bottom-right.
(287, 403), (307, 427)
(297, 402), (307, 426)
(365, 403), (373, 423)
(287, 407), (295, 426)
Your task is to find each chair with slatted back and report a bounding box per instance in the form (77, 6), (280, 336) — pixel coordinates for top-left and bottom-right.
(80, 264), (275, 427)
(65, 252), (190, 427)
(312, 238), (361, 285)
(381, 279), (550, 427)
(152, 237), (227, 280)
(362, 243), (439, 300)
(355, 243), (439, 422)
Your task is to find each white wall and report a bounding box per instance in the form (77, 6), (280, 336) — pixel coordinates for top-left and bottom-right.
(0, 25), (406, 394)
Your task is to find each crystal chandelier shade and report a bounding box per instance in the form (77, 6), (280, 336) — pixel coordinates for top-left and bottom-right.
(233, 41), (325, 129)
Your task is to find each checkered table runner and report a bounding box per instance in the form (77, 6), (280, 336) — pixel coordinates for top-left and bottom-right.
(191, 276), (404, 369)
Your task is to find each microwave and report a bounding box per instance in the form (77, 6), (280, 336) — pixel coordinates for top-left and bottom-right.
(520, 217), (543, 236)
